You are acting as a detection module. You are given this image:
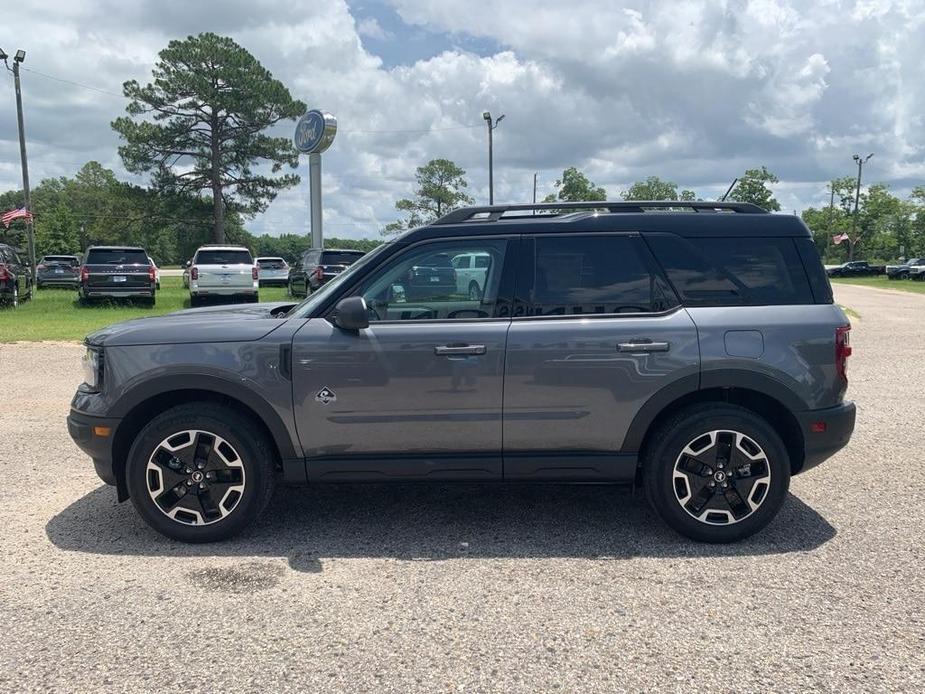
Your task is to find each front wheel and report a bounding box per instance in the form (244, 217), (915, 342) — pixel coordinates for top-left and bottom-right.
(126, 403), (276, 542)
(643, 404), (790, 543)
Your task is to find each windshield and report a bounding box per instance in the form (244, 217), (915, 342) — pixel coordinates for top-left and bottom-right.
(257, 258), (286, 266)
(195, 249), (254, 265)
(288, 243), (392, 318)
(85, 249), (149, 265)
(42, 256), (79, 266)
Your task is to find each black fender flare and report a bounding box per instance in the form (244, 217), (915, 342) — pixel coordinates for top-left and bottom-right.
(109, 372), (298, 461)
(621, 370), (809, 453)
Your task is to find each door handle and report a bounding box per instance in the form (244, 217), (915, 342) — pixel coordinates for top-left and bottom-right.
(434, 344), (487, 356)
(617, 340), (670, 353)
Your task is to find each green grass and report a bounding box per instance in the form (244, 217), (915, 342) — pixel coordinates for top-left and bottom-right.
(0, 276), (290, 342)
(831, 276), (925, 294)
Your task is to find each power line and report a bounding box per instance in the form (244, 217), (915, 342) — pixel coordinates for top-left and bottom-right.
(21, 66), (124, 98)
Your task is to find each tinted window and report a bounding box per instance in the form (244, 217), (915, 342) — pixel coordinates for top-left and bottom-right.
(794, 238), (832, 304)
(526, 235), (676, 315)
(42, 256), (79, 266)
(321, 251), (364, 266)
(195, 250), (253, 265)
(474, 255), (491, 269)
(257, 258), (286, 267)
(452, 255), (471, 269)
(647, 234), (813, 306)
(85, 248), (149, 265)
(359, 239), (510, 321)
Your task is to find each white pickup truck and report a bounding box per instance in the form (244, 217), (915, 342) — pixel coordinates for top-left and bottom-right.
(188, 245), (258, 306)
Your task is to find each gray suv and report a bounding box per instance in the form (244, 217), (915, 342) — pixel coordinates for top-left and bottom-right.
(67, 201), (855, 543)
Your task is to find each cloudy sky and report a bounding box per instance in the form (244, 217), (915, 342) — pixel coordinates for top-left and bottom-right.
(1, 0), (923, 238)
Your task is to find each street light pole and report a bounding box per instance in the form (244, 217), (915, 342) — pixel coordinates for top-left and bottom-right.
(3, 48), (35, 277)
(850, 153), (873, 261)
(482, 111), (505, 205)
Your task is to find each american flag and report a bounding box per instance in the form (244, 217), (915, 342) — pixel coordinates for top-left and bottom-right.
(1, 207), (33, 228)
(832, 232), (850, 245)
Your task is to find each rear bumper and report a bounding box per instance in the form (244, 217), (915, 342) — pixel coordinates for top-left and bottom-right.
(794, 401), (856, 473)
(81, 286), (155, 298)
(67, 409), (122, 486)
(37, 276), (79, 286)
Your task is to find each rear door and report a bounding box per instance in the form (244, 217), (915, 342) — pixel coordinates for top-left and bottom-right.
(503, 233), (700, 481)
(195, 249), (254, 289)
(85, 248), (150, 290)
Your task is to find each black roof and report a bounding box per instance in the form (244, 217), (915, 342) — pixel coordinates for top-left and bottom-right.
(401, 201), (811, 241)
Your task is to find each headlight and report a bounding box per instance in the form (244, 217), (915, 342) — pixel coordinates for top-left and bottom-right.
(82, 347), (102, 390)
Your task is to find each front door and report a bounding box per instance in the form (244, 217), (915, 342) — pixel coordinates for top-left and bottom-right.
(291, 237), (515, 480)
(503, 233), (700, 481)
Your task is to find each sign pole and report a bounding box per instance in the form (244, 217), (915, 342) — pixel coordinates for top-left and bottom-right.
(294, 110), (337, 251)
(309, 153), (323, 249)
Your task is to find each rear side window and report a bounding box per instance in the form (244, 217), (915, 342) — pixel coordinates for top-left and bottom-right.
(320, 251), (364, 266)
(646, 234), (813, 306)
(85, 248), (149, 265)
(523, 235), (678, 316)
(195, 250), (253, 265)
(794, 238), (833, 304)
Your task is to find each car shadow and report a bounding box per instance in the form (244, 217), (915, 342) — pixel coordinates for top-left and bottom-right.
(46, 483), (835, 573)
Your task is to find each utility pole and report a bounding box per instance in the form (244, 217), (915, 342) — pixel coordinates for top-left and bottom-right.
(2, 48), (35, 276)
(826, 180), (835, 236)
(850, 153), (873, 261)
(482, 111), (505, 205)
(532, 172), (537, 213)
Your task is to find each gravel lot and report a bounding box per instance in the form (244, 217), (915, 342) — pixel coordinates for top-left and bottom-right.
(1, 283), (922, 692)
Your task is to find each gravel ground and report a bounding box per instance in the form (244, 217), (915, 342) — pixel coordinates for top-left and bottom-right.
(0, 283), (923, 692)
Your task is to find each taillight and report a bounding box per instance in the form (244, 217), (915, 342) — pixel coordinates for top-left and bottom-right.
(190, 266), (199, 281)
(313, 266), (324, 281)
(0, 264), (9, 281)
(37, 264), (46, 271)
(79, 266), (89, 282)
(148, 266), (156, 282)
(252, 266), (259, 280)
(835, 324), (852, 381)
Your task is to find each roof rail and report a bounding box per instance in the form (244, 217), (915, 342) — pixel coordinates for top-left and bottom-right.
(433, 200), (767, 225)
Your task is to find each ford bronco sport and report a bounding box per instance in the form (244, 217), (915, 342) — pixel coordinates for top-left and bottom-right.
(67, 201), (855, 543)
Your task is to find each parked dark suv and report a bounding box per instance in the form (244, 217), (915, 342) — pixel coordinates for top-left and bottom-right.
(78, 246), (156, 306)
(68, 201), (855, 543)
(36, 255), (81, 289)
(0, 243), (33, 307)
(288, 248), (365, 297)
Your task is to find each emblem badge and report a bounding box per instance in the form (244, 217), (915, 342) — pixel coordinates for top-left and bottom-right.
(315, 387), (336, 405)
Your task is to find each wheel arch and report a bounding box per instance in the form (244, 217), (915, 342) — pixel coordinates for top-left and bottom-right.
(625, 372), (807, 476)
(109, 377), (297, 501)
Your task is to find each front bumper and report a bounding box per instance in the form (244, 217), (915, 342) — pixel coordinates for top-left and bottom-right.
(794, 401), (856, 473)
(67, 409), (122, 486)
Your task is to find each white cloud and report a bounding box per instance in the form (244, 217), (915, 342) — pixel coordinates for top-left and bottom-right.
(1, 0), (923, 239)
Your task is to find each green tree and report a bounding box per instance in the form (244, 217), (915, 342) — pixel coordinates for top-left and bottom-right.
(543, 166), (606, 203)
(35, 205), (80, 256)
(621, 175), (695, 201)
(729, 166), (781, 211)
(384, 159), (474, 234)
(112, 32), (306, 244)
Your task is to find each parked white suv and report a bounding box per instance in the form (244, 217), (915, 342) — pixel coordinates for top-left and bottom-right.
(452, 251), (491, 299)
(188, 245), (258, 306)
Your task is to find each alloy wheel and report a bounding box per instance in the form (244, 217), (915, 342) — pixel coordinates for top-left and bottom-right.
(672, 429), (771, 525)
(145, 429), (246, 526)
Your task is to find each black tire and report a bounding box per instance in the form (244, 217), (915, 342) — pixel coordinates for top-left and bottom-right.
(189, 294), (201, 307)
(126, 403), (276, 542)
(643, 404), (791, 543)
(248, 293), (259, 303)
(468, 281), (482, 301)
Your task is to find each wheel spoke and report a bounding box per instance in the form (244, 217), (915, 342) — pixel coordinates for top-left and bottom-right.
(713, 432), (734, 468)
(155, 480), (191, 513)
(197, 488), (223, 522)
(193, 433), (215, 469)
(678, 454), (713, 477)
(722, 484), (751, 519)
(685, 483), (715, 515)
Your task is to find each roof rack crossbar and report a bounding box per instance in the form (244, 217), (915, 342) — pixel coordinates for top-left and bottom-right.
(434, 200), (767, 224)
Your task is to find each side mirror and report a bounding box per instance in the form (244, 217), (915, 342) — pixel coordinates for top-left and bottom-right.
(332, 296), (370, 331)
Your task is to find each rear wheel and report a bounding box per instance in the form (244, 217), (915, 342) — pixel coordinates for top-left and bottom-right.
(468, 281), (482, 301)
(5, 283), (18, 308)
(189, 294), (201, 307)
(643, 404), (790, 543)
(126, 403), (276, 542)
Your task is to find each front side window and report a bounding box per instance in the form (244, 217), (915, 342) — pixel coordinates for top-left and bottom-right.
(357, 239), (510, 321)
(524, 235), (676, 316)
